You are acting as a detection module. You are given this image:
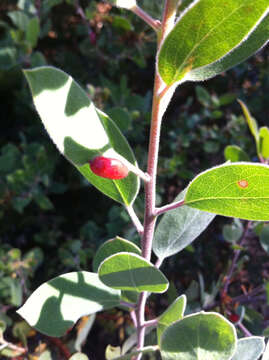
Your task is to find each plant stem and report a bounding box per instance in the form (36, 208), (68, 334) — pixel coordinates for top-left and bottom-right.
(134, 1), (178, 359)
(120, 300), (136, 309)
(143, 319), (159, 328)
(238, 322), (253, 337)
(131, 5), (161, 32)
(222, 221), (251, 295)
(155, 199), (185, 216)
(126, 205), (144, 236)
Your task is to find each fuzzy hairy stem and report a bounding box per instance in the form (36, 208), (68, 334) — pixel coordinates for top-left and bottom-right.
(134, 1), (178, 359)
(131, 5), (161, 32)
(126, 205), (144, 236)
(155, 199), (185, 216)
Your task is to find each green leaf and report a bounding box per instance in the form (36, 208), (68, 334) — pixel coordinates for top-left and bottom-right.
(232, 337), (265, 360)
(34, 193), (54, 210)
(17, 271), (121, 337)
(188, 15), (269, 81)
(8, 11), (29, 31)
(224, 145), (250, 162)
(222, 219), (243, 243)
(98, 252), (169, 293)
(259, 225), (269, 253)
(158, 0), (269, 85)
(75, 315), (96, 352)
(185, 163), (269, 221)
(8, 278), (22, 306)
(157, 295), (186, 344)
(69, 353), (89, 360)
(24, 66), (139, 205)
(259, 127), (269, 160)
(93, 236), (141, 273)
(112, 16), (134, 32)
(160, 312), (237, 360)
(153, 189), (215, 260)
(26, 17), (40, 48)
(106, 107), (131, 132)
(195, 86), (212, 108)
(0, 347), (24, 358)
(106, 345), (121, 359)
(12, 321), (32, 348)
(238, 100), (259, 145)
(39, 351), (53, 360)
(0, 47), (18, 71)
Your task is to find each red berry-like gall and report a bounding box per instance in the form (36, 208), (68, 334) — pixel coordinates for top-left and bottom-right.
(89, 156), (129, 180)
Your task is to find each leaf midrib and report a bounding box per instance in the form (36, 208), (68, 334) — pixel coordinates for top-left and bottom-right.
(171, 1), (248, 83)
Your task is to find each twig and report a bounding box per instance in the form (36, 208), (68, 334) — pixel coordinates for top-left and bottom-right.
(238, 322), (253, 337)
(126, 206), (144, 236)
(143, 319), (158, 328)
(155, 199), (185, 216)
(134, 1), (178, 359)
(46, 337), (71, 360)
(155, 258), (163, 269)
(120, 300), (136, 309)
(222, 221), (251, 294)
(130, 310), (138, 328)
(131, 5), (161, 32)
(0, 340), (26, 355)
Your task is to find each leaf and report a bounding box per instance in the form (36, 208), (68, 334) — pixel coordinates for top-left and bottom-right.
(158, 0), (269, 85)
(74, 315), (96, 352)
(224, 145), (250, 162)
(153, 189), (215, 260)
(0, 347), (24, 358)
(98, 252), (169, 293)
(26, 17), (40, 48)
(93, 236), (141, 273)
(262, 339), (269, 360)
(106, 107), (131, 132)
(24, 66), (139, 205)
(12, 321), (32, 348)
(106, 345), (121, 359)
(69, 353), (89, 360)
(259, 225), (269, 253)
(39, 350), (53, 360)
(195, 86), (212, 108)
(188, 14), (269, 81)
(17, 271), (121, 337)
(185, 163), (269, 221)
(8, 278), (22, 306)
(110, 346), (158, 360)
(231, 337), (265, 360)
(160, 312), (237, 360)
(222, 219), (243, 243)
(238, 100), (259, 145)
(0, 47), (18, 71)
(8, 11), (29, 31)
(157, 295), (186, 344)
(259, 127), (269, 160)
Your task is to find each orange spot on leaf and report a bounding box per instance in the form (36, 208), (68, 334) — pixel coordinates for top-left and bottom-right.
(237, 179), (248, 189)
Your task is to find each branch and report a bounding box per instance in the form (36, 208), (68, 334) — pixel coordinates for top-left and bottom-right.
(222, 221), (251, 295)
(131, 5), (161, 32)
(126, 205), (144, 236)
(134, 1), (178, 359)
(155, 199), (185, 216)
